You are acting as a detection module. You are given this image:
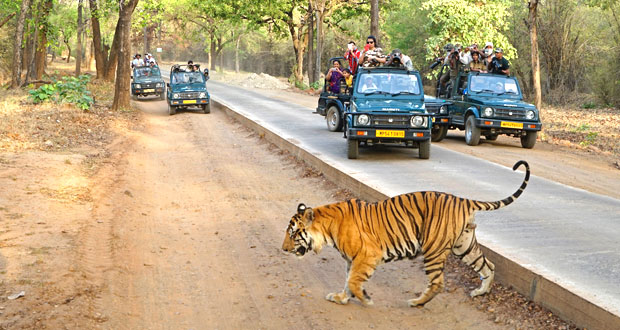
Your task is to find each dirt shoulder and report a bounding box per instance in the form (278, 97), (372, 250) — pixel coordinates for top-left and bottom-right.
(211, 72), (620, 200)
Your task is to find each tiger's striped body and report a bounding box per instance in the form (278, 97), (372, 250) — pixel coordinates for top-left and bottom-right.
(282, 160), (530, 307)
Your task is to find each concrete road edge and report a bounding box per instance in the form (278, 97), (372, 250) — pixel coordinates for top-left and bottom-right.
(212, 99), (619, 330)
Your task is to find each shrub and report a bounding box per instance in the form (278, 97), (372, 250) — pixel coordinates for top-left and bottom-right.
(29, 75), (94, 110)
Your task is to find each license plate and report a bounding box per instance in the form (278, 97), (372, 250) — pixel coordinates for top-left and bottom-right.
(431, 117), (435, 123)
(144, 89), (155, 93)
(376, 130), (405, 138)
(182, 100), (197, 104)
(500, 121), (523, 129)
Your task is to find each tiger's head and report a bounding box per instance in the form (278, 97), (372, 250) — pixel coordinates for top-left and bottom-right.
(282, 203), (314, 257)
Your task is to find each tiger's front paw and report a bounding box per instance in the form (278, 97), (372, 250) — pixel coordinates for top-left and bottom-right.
(325, 292), (349, 305)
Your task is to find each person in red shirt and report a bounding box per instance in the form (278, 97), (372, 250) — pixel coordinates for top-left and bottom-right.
(344, 41), (361, 75)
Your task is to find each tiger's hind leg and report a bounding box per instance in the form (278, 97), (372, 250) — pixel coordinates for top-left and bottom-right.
(325, 260), (353, 305)
(407, 250), (450, 307)
(452, 224), (495, 297)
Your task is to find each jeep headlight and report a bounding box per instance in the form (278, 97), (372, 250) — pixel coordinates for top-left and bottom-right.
(199, 92), (206, 98)
(410, 115), (425, 128)
(439, 105), (448, 115)
(357, 114), (370, 126)
(526, 110), (535, 120)
(156, 83), (163, 88)
(134, 84), (141, 89)
(173, 93), (179, 99)
(483, 107), (494, 117)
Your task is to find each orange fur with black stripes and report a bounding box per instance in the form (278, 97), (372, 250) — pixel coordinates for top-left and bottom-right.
(282, 160), (529, 307)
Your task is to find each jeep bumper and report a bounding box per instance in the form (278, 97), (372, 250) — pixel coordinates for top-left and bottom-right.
(432, 116), (451, 126)
(347, 128), (430, 141)
(132, 87), (164, 95)
(475, 118), (542, 131)
(169, 98), (210, 106)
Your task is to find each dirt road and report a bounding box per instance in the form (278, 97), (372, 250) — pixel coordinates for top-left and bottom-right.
(0, 95), (573, 329)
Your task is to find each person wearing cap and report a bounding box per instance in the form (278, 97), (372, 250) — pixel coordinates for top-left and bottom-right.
(488, 48), (510, 75)
(385, 49), (414, 71)
(439, 43), (461, 93)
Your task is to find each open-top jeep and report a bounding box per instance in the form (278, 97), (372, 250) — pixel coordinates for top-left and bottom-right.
(345, 66), (431, 159)
(166, 64), (210, 116)
(131, 66), (165, 100)
(436, 69), (542, 148)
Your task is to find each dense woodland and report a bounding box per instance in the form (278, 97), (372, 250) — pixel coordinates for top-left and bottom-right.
(0, 0), (619, 108)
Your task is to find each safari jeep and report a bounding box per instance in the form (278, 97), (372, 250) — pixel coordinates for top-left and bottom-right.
(345, 66), (431, 159)
(424, 95), (451, 142)
(166, 64), (210, 116)
(131, 66), (165, 100)
(438, 71), (542, 148)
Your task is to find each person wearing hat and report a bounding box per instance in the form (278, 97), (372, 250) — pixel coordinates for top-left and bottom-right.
(131, 54), (144, 68)
(488, 48), (510, 75)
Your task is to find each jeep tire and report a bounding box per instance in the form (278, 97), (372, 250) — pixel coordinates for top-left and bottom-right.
(159, 92), (166, 100)
(418, 139), (430, 159)
(431, 125), (448, 142)
(168, 104), (176, 116)
(203, 103), (210, 114)
(347, 137), (359, 159)
(326, 106), (343, 132)
(520, 131), (537, 149)
(465, 115), (481, 146)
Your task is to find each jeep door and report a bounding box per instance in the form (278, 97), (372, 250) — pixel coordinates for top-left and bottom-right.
(449, 73), (469, 126)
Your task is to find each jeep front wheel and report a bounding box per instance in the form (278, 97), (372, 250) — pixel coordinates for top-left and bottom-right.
(347, 137), (359, 159)
(465, 115), (481, 146)
(168, 104), (176, 116)
(326, 106), (343, 132)
(521, 131), (537, 149)
(159, 92), (166, 100)
(431, 125), (448, 142)
(203, 103), (211, 114)
(418, 139), (430, 159)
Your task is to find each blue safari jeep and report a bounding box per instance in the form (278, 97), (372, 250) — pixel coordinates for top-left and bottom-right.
(166, 65), (210, 116)
(345, 66), (431, 159)
(131, 66), (165, 100)
(438, 71), (542, 148)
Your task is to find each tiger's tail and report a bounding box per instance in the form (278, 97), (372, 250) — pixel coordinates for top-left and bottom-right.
(471, 160), (530, 211)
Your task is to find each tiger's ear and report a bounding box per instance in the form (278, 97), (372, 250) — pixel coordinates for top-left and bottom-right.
(297, 203), (307, 215)
(303, 207), (314, 223)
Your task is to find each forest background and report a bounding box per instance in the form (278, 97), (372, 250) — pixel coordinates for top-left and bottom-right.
(0, 0), (619, 109)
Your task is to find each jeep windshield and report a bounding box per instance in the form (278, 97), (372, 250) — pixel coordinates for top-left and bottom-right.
(134, 67), (161, 78)
(469, 75), (520, 96)
(171, 72), (205, 84)
(356, 72), (421, 96)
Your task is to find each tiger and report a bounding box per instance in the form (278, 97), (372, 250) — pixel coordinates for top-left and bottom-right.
(282, 160), (529, 307)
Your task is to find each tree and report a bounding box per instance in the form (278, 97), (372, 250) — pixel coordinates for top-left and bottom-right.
(34, 0), (53, 80)
(10, 0), (31, 88)
(370, 0), (379, 43)
(76, 0), (84, 75)
(528, 0), (542, 111)
(111, 0), (140, 111)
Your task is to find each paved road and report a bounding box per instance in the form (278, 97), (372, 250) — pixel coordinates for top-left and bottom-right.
(205, 80), (620, 317)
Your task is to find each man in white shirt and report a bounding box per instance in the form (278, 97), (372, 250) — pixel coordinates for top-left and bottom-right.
(131, 54), (145, 68)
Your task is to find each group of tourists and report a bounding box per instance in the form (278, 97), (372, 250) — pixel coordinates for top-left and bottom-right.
(327, 35), (415, 94)
(438, 42), (510, 93)
(131, 53), (158, 68)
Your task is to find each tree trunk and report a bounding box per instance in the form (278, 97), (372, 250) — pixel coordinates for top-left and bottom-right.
(26, 28), (37, 81)
(65, 41), (72, 63)
(370, 0), (380, 44)
(34, 0), (53, 80)
(103, 20), (123, 81)
(76, 0), (83, 75)
(307, 1), (314, 84)
(210, 34), (216, 70)
(89, 0), (106, 78)
(315, 11), (321, 80)
(529, 0), (542, 112)
(111, 0), (140, 111)
(10, 0), (30, 88)
(235, 32), (241, 73)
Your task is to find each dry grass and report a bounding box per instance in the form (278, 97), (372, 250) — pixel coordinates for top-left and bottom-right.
(0, 63), (139, 153)
(540, 105), (620, 157)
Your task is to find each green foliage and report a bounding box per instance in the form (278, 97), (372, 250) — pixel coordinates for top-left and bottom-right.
(580, 131), (599, 146)
(573, 123), (592, 132)
(581, 102), (597, 109)
(29, 75), (94, 110)
(421, 0), (517, 60)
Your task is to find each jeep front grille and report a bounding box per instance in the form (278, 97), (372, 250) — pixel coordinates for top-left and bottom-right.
(494, 108), (526, 120)
(372, 115), (410, 127)
(180, 92), (200, 98)
(142, 83), (156, 88)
